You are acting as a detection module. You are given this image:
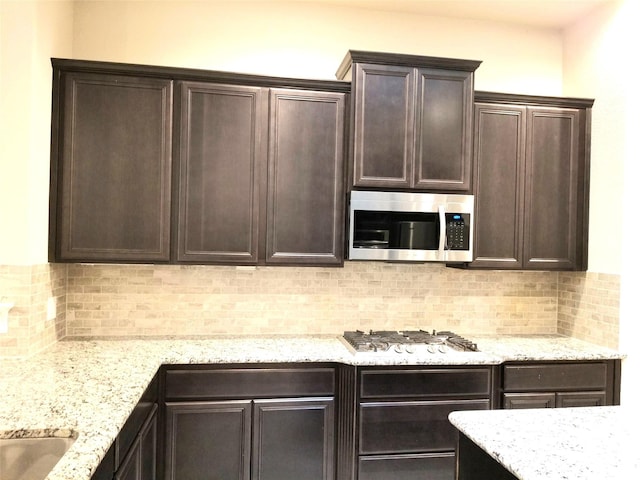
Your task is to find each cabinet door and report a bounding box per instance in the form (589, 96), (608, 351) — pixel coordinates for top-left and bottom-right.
(523, 106), (584, 270)
(252, 397), (335, 480)
(55, 72), (172, 262)
(414, 68), (474, 191)
(266, 89), (346, 265)
(471, 104), (526, 268)
(165, 400), (251, 480)
(556, 391), (606, 408)
(115, 446), (139, 480)
(177, 82), (265, 264)
(352, 64), (415, 188)
(115, 407), (157, 480)
(502, 393), (556, 409)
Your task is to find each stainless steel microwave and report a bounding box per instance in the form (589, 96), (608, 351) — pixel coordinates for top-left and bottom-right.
(348, 190), (474, 262)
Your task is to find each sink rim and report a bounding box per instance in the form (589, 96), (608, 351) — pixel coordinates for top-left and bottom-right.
(0, 430), (78, 480)
(0, 428), (78, 441)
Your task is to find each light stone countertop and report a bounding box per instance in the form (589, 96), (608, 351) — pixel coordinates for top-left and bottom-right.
(0, 334), (623, 480)
(449, 406), (639, 480)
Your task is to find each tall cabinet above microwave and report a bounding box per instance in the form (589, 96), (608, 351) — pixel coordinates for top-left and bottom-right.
(336, 50), (480, 192)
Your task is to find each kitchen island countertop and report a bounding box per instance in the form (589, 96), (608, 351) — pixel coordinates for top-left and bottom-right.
(0, 334), (623, 480)
(449, 405), (639, 480)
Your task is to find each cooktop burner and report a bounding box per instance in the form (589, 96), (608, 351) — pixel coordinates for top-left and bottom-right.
(342, 329), (478, 354)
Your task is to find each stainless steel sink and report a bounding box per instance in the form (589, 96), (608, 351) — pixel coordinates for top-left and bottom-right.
(0, 436), (75, 480)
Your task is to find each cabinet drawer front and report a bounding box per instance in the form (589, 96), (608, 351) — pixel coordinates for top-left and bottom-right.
(502, 392), (555, 409)
(165, 367), (335, 400)
(503, 363), (608, 391)
(359, 399), (489, 454)
(360, 368), (492, 399)
(359, 452), (455, 480)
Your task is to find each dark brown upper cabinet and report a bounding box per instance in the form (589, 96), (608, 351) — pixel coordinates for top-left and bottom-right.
(176, 84), (347, 266)
(336, 51), (481, 192)
(470, 92), (593, 271)
(50, 59), (349, 266)
(176, 82), (265, 264)
(50, 68), (173, 262)
(265, 88), (346, 265)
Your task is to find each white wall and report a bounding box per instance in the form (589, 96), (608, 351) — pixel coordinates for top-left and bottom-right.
(72, 1), (564, 93)
(0, 0), (73, 265)
(564, 0), (637, 403)
(564, 0), (625, 276)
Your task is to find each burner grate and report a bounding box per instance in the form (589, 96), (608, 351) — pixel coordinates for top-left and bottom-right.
(342, 329), (478, 353)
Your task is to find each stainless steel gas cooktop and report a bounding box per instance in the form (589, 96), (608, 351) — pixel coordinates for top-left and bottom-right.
(342, 329), (478, 354)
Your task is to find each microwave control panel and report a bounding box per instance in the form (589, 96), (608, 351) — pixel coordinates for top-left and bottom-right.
(445, 213), (470, 250)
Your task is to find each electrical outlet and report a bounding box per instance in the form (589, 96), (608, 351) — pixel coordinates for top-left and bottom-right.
(47, 297), (56, 321)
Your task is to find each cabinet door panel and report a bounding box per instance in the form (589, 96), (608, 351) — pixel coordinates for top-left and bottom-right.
(352, 64), (414, 188)
(359, 452), (455, 480)
(165, 401), (251, 480)
(115, 406), (157, 480)
(57, 72), (172, 261)
(252, 397), (335, 480)
(359, 399), (489, 454)
(177, 82), (264, 263)
(556, 391), (606, 408)
(524, 107), (582, 270)
(414, 68), (473, 191)
(502, 393), (555, 409)
(266, 89), (346, 265)
(139, 408), (157, 480)
(471, 104), (526, 268)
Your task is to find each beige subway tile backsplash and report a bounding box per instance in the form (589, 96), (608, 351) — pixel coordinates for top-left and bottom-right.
(0, 264), (66, 357)
(558, 272), (620, 349)
(63, 263), (561, 337)
(0, 262), (621, 356)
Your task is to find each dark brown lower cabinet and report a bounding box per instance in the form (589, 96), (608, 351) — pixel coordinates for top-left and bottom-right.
(501, 360), (620, 409)
(356, 367), (496, 480)
(115, 405), (158, 480)
(165, 397), (334, 480)
(91, 374), (159, 480)
(162, 365), (336, 480)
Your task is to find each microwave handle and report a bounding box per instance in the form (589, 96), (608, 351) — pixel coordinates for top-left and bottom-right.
(438, 205), (447, 254)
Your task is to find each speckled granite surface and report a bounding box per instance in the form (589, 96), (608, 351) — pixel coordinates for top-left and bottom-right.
(0, 334), (623, 480)
(449, 406), (639, 479)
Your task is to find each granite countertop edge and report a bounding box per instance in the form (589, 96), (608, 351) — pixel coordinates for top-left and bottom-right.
(449, 406), (638, 479)
(0, 334), (623, 480)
